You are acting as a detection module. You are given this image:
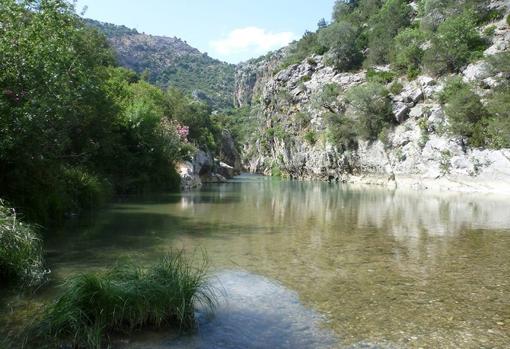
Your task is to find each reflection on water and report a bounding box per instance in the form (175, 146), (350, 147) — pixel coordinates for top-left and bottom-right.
(37, 175), (510, 347)
(120, 270), (335, 349)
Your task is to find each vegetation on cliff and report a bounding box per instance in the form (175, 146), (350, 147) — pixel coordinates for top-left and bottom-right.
(86, 19), (236, 111)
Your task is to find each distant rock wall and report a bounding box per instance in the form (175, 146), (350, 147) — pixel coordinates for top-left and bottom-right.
(236, 11), (510, 194)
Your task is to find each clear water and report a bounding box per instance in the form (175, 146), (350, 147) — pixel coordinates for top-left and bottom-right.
(5, 175), (510, 348)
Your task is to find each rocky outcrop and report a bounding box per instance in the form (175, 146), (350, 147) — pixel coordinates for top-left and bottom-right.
(238, 16), (510, 194)
(234, 49), (286, 107)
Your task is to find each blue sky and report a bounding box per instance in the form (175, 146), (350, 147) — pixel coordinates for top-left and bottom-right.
(75, 0), (336, 63)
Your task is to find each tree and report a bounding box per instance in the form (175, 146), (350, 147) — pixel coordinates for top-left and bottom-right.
(424, 11), (486, 75)
(346, 83), (394, 141)
(318, 21), (363, 71)
(317, 18), (327, 29)
(391, 28), (426, 73)
(365, 0), (411, 66)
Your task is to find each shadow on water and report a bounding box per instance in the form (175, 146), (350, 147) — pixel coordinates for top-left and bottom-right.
(119, 270), (337, 349)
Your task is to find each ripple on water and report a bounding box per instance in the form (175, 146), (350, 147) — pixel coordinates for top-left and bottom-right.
(121, 270), (337, 349)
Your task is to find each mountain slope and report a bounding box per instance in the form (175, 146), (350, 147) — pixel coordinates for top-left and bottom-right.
(86, 19), (235, 110)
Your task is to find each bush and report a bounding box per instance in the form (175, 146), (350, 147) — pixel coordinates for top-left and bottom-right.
(366, 69), (396, 84)
(391, 28), (426, 73)
(508, 14), (510, 26)
(346, 82), (394, 141)
(30, 253), (215, 349)
(365, 0), (412, 65)
(444, 85), (487, 142)
(0, 201), (46, 287)
(318, 21), (363, 71)
(280, 31), (328, 70)
(325, 113), (358, 150)
(438, 77), (470, 104)
(389, 81), (404, 95)
(424, 11), (486, 75)
(304, 130), (318, 145)
(485, 86), (510, 148)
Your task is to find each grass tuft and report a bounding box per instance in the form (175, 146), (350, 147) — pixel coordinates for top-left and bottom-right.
(29, 252), (216, 348)
(0, 200), (47, 288)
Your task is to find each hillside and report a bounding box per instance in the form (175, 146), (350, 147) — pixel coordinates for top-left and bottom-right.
(86, 19), (235, 110)
(235, 0), (510, 193)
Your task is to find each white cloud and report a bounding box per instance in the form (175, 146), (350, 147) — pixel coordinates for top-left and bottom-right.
(210, 27), (297, 57)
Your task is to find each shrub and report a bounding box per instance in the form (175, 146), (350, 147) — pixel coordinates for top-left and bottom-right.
(366, 69), (396, 84)
(485, 86), (510, 148)
(318, 21), (363, 71)
(365, 0), (412, 66)
(304, 130), (318, 145)
(29, 253), (215, 349)
(389, 81), (404, 95)
(0, 201), (46, 287)
(314, 83), (341, 112)
(346, 82), (394, 141)
(280, 31), (328, 70)
(487, 52), (510, 76)
(424, 11), (486, 75)
(438, 77), (471, 104)
(295, 112), (312, 128)
(483, 25), (496, 38)
(508, 14), (510, 26)
(391, 28), (426, 73)
(325, 113), (358, 150)
(444, 86), (487, 141)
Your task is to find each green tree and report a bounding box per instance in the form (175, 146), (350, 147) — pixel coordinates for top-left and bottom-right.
(346, 83), (394, 141)
(318, 21), (362, 71)
(391, 28), (426, 74)
(365, 0), (411, 66)
(424, 11), (486, 75)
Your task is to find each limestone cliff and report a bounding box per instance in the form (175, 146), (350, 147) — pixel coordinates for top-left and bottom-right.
(235, 8), (510, 194)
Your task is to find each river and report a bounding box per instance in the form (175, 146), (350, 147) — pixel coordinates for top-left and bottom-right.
(4, 174), (510, 348)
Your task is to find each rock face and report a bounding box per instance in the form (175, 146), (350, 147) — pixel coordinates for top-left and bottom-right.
(234, 49), (286, 107)
(236, 15), (510, 194)
(177, 135), (241, 190)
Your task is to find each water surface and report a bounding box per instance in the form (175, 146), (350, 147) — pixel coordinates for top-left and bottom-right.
(15, 175), (510, 347)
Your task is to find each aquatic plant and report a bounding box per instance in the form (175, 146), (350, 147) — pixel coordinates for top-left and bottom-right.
(29, 252), (216, 348)
(0, 200), (47, 287)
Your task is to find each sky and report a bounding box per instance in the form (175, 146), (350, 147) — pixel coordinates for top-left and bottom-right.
(74, 0), (336, 64)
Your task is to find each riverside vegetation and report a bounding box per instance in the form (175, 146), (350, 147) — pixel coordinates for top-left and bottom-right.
(1, 0), (510, 347)
(0, 0), (222, 346)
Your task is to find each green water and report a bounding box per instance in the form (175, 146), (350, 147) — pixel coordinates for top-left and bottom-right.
(4, 175), (510, 348)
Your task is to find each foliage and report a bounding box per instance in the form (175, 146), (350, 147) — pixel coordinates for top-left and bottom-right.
(280, 31), (328, 69)
(0, 1), (220, 222)
(485, 86), (510, 148)
(29, 253), (216, 349)
(346, 82), (394, 141)
(389, 81), (404, 95)
(391, 28), (427, 73)
(88, 19), (236, 110)
(420, 0), (493, 32)
(304, 130), (318, 145)
(325, 112), (358, 150)
(0, 200), (46, 287)
(314, 83), (341, 112)
(424, 11), (486, 75)
(318, 21), (363, 71)
(366, 69), (396, 84)
(365, 0), (411, 66)
(487, 52), (510, 76)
